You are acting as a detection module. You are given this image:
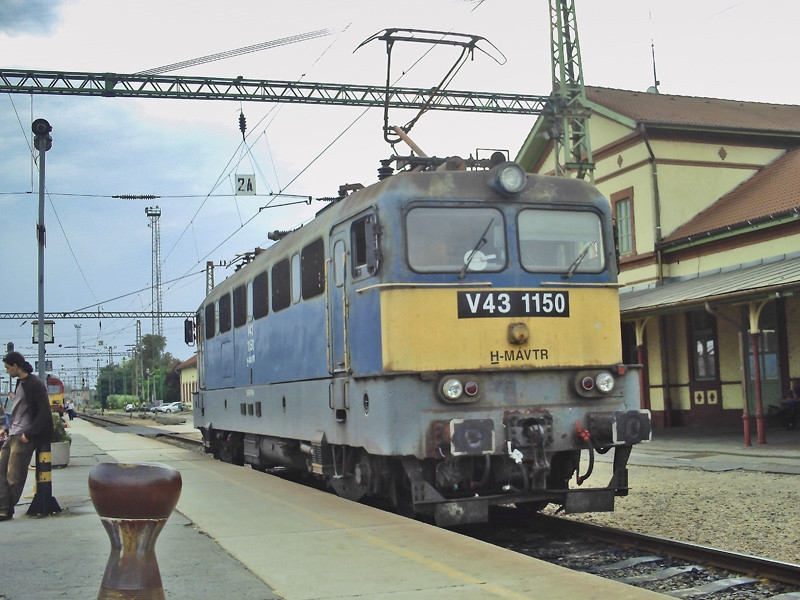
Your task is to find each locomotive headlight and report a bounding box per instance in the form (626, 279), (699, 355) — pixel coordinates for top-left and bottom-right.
(595, 372), (615, 393)
(442, 378), (464, 400)
(575, 369), (623, 398)
(490, 161), (527, 196)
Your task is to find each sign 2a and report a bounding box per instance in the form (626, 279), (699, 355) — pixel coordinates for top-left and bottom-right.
(235, 174), (256, 195)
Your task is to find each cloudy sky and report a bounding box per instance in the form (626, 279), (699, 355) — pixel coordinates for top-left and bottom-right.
(1, 0), (797, 388)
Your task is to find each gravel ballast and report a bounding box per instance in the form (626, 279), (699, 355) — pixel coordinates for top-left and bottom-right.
(551, 460), (800, 565)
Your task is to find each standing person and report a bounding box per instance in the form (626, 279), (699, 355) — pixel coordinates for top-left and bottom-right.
(66, 399), (76, 421)
(0, 352), (54, 520)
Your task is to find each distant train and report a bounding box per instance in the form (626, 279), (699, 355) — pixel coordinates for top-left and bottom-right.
(188, 155), (651, 526)
(46, 375), (65, 415)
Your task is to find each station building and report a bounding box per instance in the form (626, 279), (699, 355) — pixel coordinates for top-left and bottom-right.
(517, 87), (800, 431)
(176, 354), (197, 409)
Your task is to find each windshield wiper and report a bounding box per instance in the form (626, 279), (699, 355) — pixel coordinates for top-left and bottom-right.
(458, 219), (494, 279)
(563, 240), (597, 279)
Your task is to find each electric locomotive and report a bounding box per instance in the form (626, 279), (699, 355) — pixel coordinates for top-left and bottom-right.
(47, 375), (65, 415)
(190, 156), (651, 526)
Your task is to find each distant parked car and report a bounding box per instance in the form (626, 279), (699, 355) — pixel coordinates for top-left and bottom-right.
(157, 402), (183, 413)
(124, 403), (135, 413)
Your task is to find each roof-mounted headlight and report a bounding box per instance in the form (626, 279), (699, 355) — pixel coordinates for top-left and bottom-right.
(489, 161), (527, 196)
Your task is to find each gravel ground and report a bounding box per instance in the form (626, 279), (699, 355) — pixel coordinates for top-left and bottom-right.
(548, 460), (800, 565)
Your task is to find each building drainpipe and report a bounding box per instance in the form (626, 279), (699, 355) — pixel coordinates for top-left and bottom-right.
(639, 124), (663, 283)
(640, 124), (673, 426)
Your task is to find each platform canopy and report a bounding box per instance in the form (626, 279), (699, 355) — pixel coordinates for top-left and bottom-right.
(619, 253), (800, 319)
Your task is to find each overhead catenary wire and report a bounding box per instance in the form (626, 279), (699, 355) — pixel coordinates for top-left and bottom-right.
(159, 30), (345, 276)
(136, 29), (335, 75)
(71, 269), (204, 312)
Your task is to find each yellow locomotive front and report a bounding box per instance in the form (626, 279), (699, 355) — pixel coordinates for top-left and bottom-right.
(342, 162), (651, 523)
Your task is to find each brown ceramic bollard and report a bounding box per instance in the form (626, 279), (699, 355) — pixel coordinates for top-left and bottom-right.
(88, 463), (182, 600)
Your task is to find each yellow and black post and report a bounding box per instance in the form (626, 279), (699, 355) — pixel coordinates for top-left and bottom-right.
(28, 443), (61, 516)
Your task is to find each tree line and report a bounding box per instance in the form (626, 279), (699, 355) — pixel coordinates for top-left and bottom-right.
(94, 334), (183, 410)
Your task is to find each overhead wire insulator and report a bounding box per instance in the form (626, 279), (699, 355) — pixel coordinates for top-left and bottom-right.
(239, 111), (246, 141)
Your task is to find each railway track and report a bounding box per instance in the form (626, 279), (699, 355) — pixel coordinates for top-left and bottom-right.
(76, 412), (203, 449)
(79, 412), (800, 598)
(465, 510), (800, 599)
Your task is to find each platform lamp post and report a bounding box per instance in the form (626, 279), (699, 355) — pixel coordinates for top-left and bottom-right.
(29, 118), (61, 516)
(32, 119), (51, 385)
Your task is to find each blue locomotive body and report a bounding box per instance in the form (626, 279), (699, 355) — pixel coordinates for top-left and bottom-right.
(192, 160), (651, 525)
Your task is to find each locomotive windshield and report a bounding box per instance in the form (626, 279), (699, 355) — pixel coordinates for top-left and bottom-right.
(518, 209), (604, 274)
(407, 207), (507, 274)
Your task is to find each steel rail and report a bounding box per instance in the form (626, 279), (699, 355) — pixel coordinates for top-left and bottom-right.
(77, 412), (203, 448)
(532, 513), (800, 586)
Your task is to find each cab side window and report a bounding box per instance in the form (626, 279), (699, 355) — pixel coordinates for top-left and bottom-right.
(351, 213), (379, 279)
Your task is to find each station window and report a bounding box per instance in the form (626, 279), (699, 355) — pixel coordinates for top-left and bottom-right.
(233, 284), (247, 328)
(689, 310), (716, 380)
(204, 304), (215, 340)
(746, 302), (779, 381)
(301, 238), (325, 299)
(272, 259), (291, 312)
(252, 271), (269, 319)
(291, 253), (301, 304)
(611, 187), (635, 256)
(219, 293), (232, 334)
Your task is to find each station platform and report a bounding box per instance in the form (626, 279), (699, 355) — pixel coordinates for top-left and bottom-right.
(623, 421), (800, 475)
(1, 417), (797, 600)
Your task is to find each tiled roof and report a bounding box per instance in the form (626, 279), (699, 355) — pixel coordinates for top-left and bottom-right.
(176, 354), (197, 370)
(586, 87), (800, 133)
(662, 148), (800, 244)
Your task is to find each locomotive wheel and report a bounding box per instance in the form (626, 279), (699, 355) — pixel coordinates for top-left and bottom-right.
(330, 451), (372, 501)
(218, 433), (244, 466)
(330, 475), (368, 501)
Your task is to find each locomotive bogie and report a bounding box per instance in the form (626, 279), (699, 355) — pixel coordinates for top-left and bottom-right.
(192, 160), (651, 525)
